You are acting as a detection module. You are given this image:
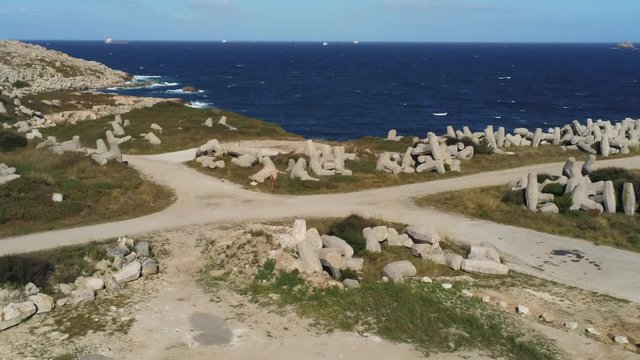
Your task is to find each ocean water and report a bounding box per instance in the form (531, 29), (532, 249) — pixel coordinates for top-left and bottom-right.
(33, 41), (640, 140)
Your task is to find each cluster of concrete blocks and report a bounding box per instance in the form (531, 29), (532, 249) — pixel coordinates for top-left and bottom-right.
(0, 236), (158, 332)
(514, 156), (637, 215)
(380, 117), (640, 175)
(1, 99), (57, 140)
(279, 219), (509, 289)
(0, 163), (20, 185)
(106, 114), (160, 146)
(195, 139), (356, 184)
(287, 140), (356, 181)
(203, 115), (237, 131)
(378, 132), (471, 175)
(372, 225), (509, 283)
(280, 219), (365, 287)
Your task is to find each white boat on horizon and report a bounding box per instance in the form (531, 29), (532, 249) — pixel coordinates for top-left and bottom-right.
(105, 37), (112, 45)
(353, 40), (359, 44)
(222, 40), (228, 43)
(432, 112), (448, 116)
(323, 42), (329, 46)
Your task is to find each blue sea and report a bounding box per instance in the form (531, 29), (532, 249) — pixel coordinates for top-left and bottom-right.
(32, 41), (640, 141)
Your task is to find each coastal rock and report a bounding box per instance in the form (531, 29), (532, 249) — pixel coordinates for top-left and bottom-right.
(0, 40), (130, 93)
(525, 172), (539, 211)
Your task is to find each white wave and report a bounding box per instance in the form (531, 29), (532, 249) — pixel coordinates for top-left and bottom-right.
(497, 100), (516, 103)
(432, 112), (448, 116)
(133, 75), (162, 81)
(498, 76), (511, 80)
(166, 89), (206, 94)
(186, 101), (211, 109)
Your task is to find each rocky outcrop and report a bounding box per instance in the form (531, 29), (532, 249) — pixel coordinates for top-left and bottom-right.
(0, 40), (130, 93)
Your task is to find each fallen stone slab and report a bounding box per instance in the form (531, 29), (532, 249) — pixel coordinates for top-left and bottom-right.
(404, 225), (440, 245)
(321, 235), (354, 257)
(1, 301), (37, 331)
(28, 293), (54, 313)
(381, 260), (417, 284)
(70, 288), (96, 305)
(460, 259), (509, 275)
(467, 246), (501, 263)
(114, 260), (142, 284)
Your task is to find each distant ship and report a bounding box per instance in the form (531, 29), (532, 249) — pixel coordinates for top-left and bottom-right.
(104, 37), (129, 45)
(617, 41), (634, 49)
(222, 40), (228, 43)
(323, 42), (329, 46)
(353, 40), (359, 44)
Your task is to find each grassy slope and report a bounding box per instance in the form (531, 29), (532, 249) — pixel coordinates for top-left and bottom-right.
(0, 148), (174, 237)
(191, 135), (636, 194)
(41, 102), (301, 155)
(416, 180), (640, 252)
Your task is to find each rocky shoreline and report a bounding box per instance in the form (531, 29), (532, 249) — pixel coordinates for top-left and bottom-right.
(0, 40), (130, 94)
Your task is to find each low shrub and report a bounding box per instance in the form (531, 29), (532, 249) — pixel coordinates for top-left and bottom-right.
(12, 80), (29, 89)
(537, 173), (557, 183)
(326, 215), (379, 256)
(554, 194), (573, 213)
(0, 130), (27, 151)
(339, 268), (358, 281)
(501, 189), (525, 206)
(542, 183), (565, 196)
(0, 255), (54, 288)
(473, 138), (494, 155)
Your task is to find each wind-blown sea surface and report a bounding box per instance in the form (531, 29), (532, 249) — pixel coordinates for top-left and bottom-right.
(33, 41), (640, 140)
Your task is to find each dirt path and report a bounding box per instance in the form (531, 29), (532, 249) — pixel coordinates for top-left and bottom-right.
(2, 149), (640, 302)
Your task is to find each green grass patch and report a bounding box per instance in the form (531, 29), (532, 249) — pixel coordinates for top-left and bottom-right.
(244, 262), (559, 359)
(0, 147), (174, 237)
(416, 170), (640, 252)
(0, 240), (109, 291)
(41, 102), (301, 155)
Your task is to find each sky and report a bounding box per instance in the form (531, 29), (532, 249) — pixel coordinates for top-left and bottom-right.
(1, 0), (638, 42)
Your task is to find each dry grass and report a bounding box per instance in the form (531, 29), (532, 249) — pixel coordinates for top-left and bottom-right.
(416, 184), (640, 252)
(0, 148), (175, 237)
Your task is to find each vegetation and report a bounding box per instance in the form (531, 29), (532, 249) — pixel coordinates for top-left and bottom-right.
(41, 102), (301, 155)
(11, 80), (29, 89)
(416, 169), (640, 251)
(0, 148), (174, 237)
(0, 129), (27, 151)
(21, 91), (117, 114)
(0, 240), (108, 291)
(243, 260), (558, 359)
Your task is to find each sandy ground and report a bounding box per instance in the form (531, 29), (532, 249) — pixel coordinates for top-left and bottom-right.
(2, 148), (640, 303)
(2, 223), (638, 359)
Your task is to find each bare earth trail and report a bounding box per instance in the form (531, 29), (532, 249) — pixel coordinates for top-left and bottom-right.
(2, 146), (640, 302)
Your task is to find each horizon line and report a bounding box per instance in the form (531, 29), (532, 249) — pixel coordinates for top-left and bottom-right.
(13, 39), (636, 45)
